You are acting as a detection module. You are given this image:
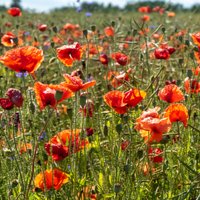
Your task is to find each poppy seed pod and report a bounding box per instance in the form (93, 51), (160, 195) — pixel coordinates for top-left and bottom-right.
(6, 88), (24, 107)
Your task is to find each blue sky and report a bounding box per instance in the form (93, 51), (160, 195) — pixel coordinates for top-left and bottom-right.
(1, 0), (200, 12)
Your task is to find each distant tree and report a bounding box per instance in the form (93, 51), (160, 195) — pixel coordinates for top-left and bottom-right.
(10, 0), (22, 9)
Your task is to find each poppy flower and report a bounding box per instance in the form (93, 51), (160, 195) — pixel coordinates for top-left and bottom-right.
(111, 52), (129, 66)
(138, 6), (151, 13)
(62, 74), (96, 92)
(56, 42), (82, 67)
(82, 43), (103, 57)
(63, 23), (80, 31)
(191, 32), (200, 46)
(99, 53), (109, 65)
(34, 168), (69, 191)
(80, 99), (94, 117)
(0, 88), (23, 110)
(7, 7), (22, 17)
(37, 24), (48, 32)
(44, 129), (89, 161)
(0, 46), (44, 75)
(154, 48), (170, 60)
(158, 84), (184, 103)
(111, 70), (130, 88)
(1, 32), (17, 47)
(141, 15), (150, 22)
(124, 88), (146, 107)
(104, 26), (115, 37)
(135, 107), (171, 143)
(193, 66), (200, 76)
(184, 77), (200, 93)
(103, 91), (127, 114)
(19, 143), (32, 154)
(148, 147), (163, 163)
(164, 103), (189, 127)
(167, 12), (176, 17)
(194, 49), (200, 64)
(34, 82), (73, 110)
(121, 140), (130, 151)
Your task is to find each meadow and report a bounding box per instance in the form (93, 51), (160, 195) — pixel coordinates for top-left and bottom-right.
(0, 6), (199, 200)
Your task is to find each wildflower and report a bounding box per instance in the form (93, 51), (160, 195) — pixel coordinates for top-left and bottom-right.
(7, 7), (22, 17)
(111, 52), (129, 66)
(154, 48), (170, 60)
(141, 15), (150, 22)
(158, 84), (184, 103)
(56, 42), (82, 67)
(191, 32), (200, 46)
(44, 129), (89, 161)
(62, 74), (96, 92)
(138, 6), (151, 13)
(34, 168), (69, 191)
(121, 140), (130, 151)
(164, 103), (189, 127)
(148, 147), (163, 163)
(104, 26), (115, 37)
(99, 53), (109, 65)
(19, 143), (32, 154)
(80, 99), (94, 117)
(184, 77), (200, 93)
(85, 12), (92, 17)
(1, 32), (17, 47)
(34, 82), (73, 110)
(37, 24), (48, 32)
(0, 46), (43, 76)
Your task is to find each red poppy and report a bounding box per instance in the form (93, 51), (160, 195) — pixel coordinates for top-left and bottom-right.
(141, 15), (150, 22)
(154, 48), (170, 60)
(62, 74), (96, 92)
(184, 77), (200, 93)
(103, 90), (127, 114)
(63, 23), (80, 31)
(191, 32), (200, 46)
(148, 147), (163, 163)
(80, 99), (94, 117)
(34, 168), (69, 191)
(111, 52), (129, 66)
(0, 46), (43, 75)
(34, 82), (73, 110)
(194, 49), (200, 64)
(7, 7), (22, 17)
(38, 24), (48, 32)
(138, 6), (151, 13)
(164, 103), (189, 127)
(0, 98), (14, 110)
(56, 42), (82, 67)
(158, 84), (184, 103)
(44, 129), (89, 161)
(99, 53), (109, 65)
(121, 140), (130, 151)
(124, 88), (146, 107)
(82, 43), (103, 57)
(104, 26), (115, 37)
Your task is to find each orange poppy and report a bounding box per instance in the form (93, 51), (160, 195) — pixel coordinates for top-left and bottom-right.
(167, 12), (176, 17)
(194, 49), (200, 64)
(62, 74), (96, 92)
(141, 15), (150, 22)
(158, 84), (184, 103)
(0, 46), (43, 75)
(34, 168), (69, 191)
(135, 107), (171, 143)
(63, 23), (80, 31)
(7, 7), (22, 17)
(82, 43), (103, 57)
(111, 52), (129, 66)
(19, 143), (32, 154)
(164, 103), (189, 127)
(56, 42), (82, 67)
(124, 88), (146, 107)
(34, 82), (73, 110)
(103, 90), (128, 114)
(191, 32), (200, 46)
(193, 66), (200, 76)
(184, 77), (200, 93)
(104, 26), (115, 37)
(44, 129), (89, 161)
(1, 32), (17, 47)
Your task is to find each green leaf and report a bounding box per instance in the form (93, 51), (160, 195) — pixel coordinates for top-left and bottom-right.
(55, 91), (63, 101)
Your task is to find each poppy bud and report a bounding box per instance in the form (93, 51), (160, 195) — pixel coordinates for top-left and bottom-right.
(86, 128), (94, 136)
(83, 99), (94, 117)
(6, 88), (23, 107)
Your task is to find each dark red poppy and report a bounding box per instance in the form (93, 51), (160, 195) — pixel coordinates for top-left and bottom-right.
(154, 48), (170, 60)
(0, 98), (14, 110)
(7, 7), (22, 17)
(56, 42), (82, 67)
(38, 24), (48, 32)
(148, 147), (163, 163)
(184, 77), (200, 93)
(111, 52), (129, 66)
(6, 88), (23, 107)
(99, 53), (109, 65)
(0, 46), (44, 75)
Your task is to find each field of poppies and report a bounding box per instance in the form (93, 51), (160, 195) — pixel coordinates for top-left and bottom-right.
(0, 5), (199, 200)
